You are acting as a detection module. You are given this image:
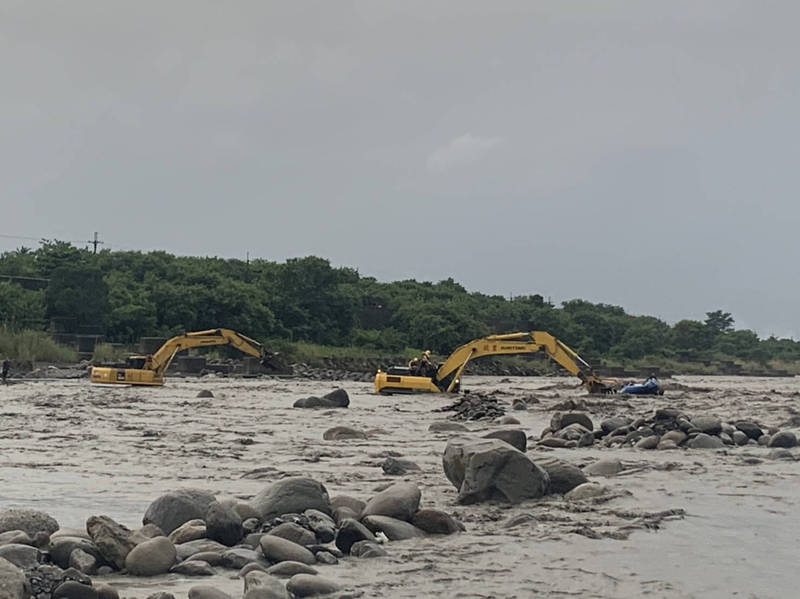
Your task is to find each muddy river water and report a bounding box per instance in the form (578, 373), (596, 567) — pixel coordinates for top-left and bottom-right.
(1, 375), (798, 598)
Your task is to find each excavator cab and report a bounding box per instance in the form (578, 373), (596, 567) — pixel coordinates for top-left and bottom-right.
(125, 356), (147, 369)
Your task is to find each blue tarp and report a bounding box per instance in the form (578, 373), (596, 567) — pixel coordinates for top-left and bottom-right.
(620, 378), (662, 395)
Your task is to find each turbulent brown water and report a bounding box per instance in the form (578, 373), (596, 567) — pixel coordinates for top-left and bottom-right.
(1, 375), (798, 598)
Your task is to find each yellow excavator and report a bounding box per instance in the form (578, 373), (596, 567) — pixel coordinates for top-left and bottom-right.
(90, 328), (274, 386)
(374, 331), (616, 395)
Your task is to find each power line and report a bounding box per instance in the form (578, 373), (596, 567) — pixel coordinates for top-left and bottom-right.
(0, 233), (88, 245)
(86, 232), (104, 254)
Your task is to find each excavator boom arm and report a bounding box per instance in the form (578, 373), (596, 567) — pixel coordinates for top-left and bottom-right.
(149, 328), (266, 375)
(433, 331), (608, 393)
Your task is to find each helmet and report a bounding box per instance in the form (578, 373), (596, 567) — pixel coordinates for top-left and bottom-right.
(424, 350), (431, 356)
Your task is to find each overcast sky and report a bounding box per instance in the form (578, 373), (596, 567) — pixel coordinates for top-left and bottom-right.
(1, 1), (798, 338)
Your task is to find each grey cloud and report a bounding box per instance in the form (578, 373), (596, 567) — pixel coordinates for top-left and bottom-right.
(1, 1), (798, 338)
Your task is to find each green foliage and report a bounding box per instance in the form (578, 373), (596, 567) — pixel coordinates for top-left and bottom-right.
(46, 263), (109, 330)
(705, 310), (735, 335)
(0, 329), (78, 362)
(1, 241), (798, 370)
(672, 319), (714, 352)
(0, 282), (46, 329)
(610, 316), (671, 359)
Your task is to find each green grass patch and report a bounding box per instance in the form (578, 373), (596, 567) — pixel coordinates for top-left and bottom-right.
(0, 329), (78, 363)
(91, 342), (131, 363)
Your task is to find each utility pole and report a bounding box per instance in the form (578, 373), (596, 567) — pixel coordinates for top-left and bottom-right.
(86, 232), (104, 254)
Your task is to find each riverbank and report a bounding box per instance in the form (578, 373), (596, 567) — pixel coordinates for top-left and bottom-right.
(5, 352), (798, 386)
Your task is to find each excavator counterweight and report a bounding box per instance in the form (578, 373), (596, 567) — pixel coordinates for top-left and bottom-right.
(374, 331), (617, 395)
(90, 328), (274, 386)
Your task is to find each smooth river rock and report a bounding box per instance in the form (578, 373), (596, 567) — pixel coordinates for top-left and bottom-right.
(334, 519), (376, 555)
(259, 535), (316, 565)
(125, 536), (177, 576)
(143, 489), (216, 535)
(250, 478), (331, 521)
(286, 574), (341, 598)
(411, 509), (463, 535)
(533, 455), (588, 494)
(0, 557), (26, 599)
(361, 482), (421, 522)
(205, 501), (243, 547)
(361, 515), (426, 541)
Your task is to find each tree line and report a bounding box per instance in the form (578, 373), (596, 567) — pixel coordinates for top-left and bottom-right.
(0, 241), (798, 365)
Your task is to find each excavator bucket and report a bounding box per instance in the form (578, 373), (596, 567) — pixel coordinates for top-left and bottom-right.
(585, 376), (619, 394)
(260, 351), (289, 373)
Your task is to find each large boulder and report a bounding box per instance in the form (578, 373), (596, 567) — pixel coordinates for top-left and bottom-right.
(690, 416), (722, 435)
(361, 483), (421, 522)
(0, 509), (59, 537)
(768, 431), (798, 448)
(220, 548), (265, 570)
(303, 510), (335, 544)
(735, 421), (764, 440)
(600, 417), (631, 434)
(411, 509), (463, 535)
(0, 544), (39, 569)
(334, 519), (376, 555)
(53, 581), (97, 599)
(293, 389), (349, 409)
(687, 433), (725, 449)
(533, 456), (589, 494)
(0, 557), (26, 599)
(86, 516), (136, 570)
(551, 412), (593, 432)
(361, 516), (425, 541)
(286, 574), (340, 598)
(250, 478), (331, 521)
(49, 537), (104, 569)
(267, 523), (315, 547)
(258, 535), (316, 565)
(482, 430), (527, 452)
(124, 537), (177, 576)
(330, 496), (365, 516)
(552, 423), (594, 446)
(143, 489), (216, 535)
(442, 437), (550, 504)
(205, 502), (242, 547)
